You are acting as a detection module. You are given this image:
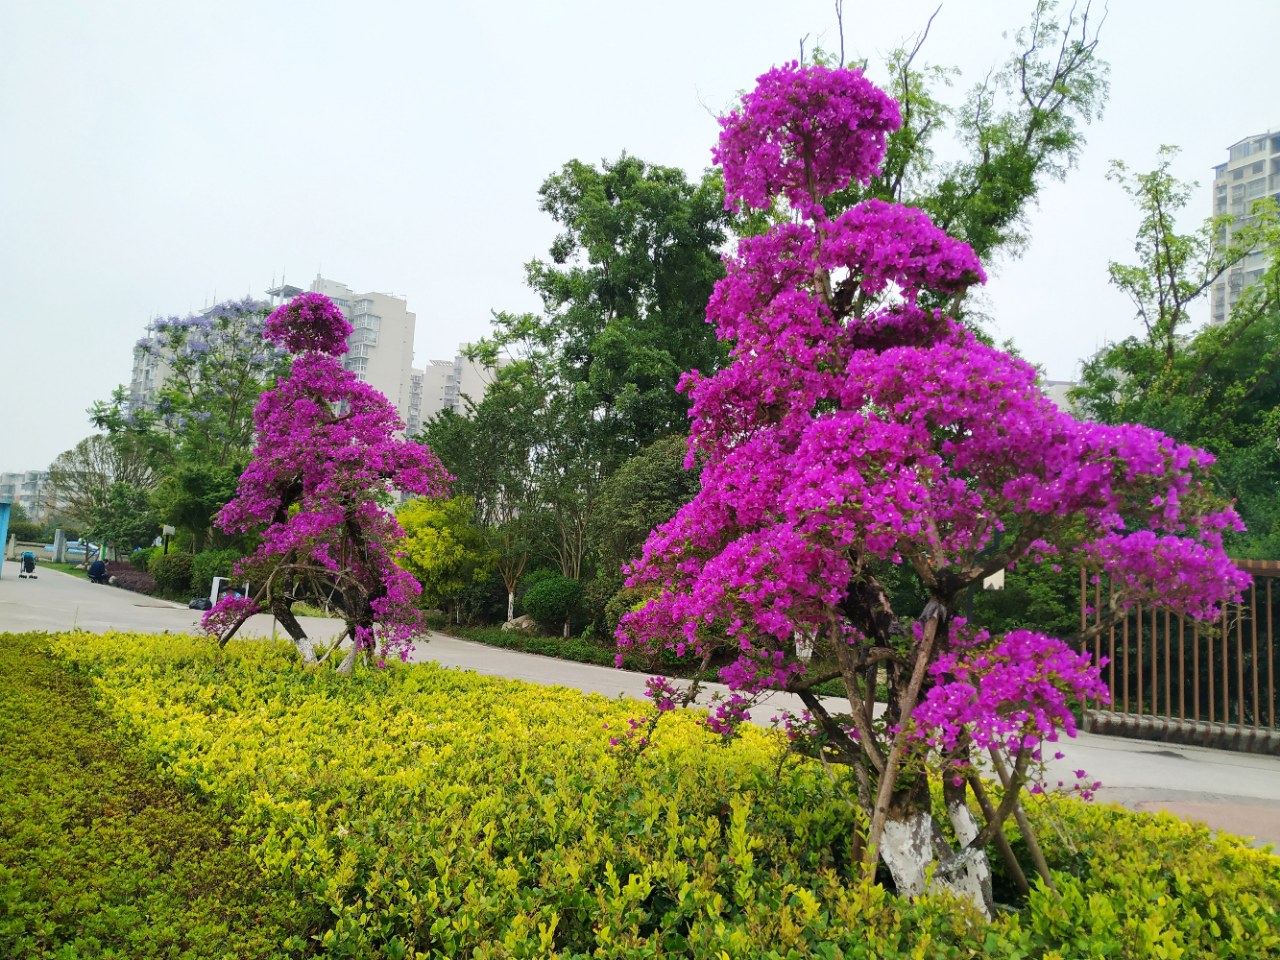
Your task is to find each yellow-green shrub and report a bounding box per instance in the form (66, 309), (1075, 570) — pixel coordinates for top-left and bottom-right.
(43, 630), (1280, 959)
(0, 633), (312, 959)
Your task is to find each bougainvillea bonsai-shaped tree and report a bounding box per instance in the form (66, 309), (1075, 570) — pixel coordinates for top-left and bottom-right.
(617, 63), (1249, 915)
(202, 293), (450, 672)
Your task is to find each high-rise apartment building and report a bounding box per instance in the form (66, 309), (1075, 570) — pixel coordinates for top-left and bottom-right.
(416, 346), (507, 430)
(0, 470), (50, 520)
(269, 275), (418, 426)
(1210, 129), (1280, 324)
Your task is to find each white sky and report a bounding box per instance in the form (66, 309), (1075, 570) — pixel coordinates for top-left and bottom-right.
(2, 0), (1277, 470)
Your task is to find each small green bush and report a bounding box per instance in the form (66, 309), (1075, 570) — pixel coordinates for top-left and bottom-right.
(523, 575), (583, 633)
(132, 545), (160, 572)
(149, 552), (195, 598)
(191, 549), (243, 594)
(6, 520), (45, 543)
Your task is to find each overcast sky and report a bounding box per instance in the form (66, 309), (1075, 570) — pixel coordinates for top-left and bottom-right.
(2, 0), (1277, 471)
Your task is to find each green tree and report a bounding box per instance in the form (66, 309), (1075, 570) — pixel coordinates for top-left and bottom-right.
(88, 482), (159, 557)
(1073, 147), (1280, 554)
(47, 434), (157, 533)
(423, 360), (600, 587)
(583, 433), (702, 629)
(397, 497), (496, 618)
(475, 154), (730, 473)
(91, 299), (290, 551)
(422, 372), (543, 619)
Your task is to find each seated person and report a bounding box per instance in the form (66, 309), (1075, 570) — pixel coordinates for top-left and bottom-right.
(87, 558), (108, 584)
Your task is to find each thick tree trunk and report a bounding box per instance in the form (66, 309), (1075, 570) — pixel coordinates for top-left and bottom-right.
(272, 600), (318, 667)
(507, 591), (515, 622)
(878, 783), (994, 918)
(335, 638), (360, 674)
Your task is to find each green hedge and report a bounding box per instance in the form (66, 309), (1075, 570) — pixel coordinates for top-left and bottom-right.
(191, 549), (243, 595)
(433, 619), (632, 668)
(0, 633), (312, 958)
(148, 551), (195, 598)
(31, 630), (1280, 959)
(522, 575), (584, 633)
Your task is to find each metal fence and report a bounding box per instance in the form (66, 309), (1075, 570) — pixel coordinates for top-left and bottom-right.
(1080, 561), (1279, 734)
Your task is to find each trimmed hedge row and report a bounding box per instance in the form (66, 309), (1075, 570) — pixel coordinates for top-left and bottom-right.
(0, 633), (312, 958)
(434, 620), (624, 668)
(39, 631), (1280, 959)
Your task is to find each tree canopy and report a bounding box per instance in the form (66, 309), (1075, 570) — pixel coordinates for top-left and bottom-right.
(1073, 147), (1280, 555)
(204, 293), (450, 671)
(475, 155), (731, 470)
(618, 60), (1245, 916)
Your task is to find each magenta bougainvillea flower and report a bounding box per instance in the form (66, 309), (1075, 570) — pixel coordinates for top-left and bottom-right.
(615, 65), (1247, 902)
(263, 292), (353, 356)
(203, 292), (450, 668)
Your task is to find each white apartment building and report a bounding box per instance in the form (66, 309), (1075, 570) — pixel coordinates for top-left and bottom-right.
(0, 470), (50, 520)
(415, 347), (507, 431)
(1210, 129), (1280, 323)
(270, 275), (418, 425)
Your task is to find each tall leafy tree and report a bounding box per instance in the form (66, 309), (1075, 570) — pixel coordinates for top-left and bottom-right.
(47, 434), (157, 533)
(92, 298), (290, 550)
(422, 367), (546, 619)
(1073, 147), (1280, 554)
(476, 155), (731, 473)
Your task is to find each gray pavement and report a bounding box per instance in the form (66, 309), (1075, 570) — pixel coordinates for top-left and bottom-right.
(4, 558), (1279, 849)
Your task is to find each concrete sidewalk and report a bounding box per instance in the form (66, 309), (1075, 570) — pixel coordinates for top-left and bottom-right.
(3, 558), (1278, 849)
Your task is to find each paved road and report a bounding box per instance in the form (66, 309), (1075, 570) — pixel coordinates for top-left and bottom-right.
(4, 558), (1278, 849)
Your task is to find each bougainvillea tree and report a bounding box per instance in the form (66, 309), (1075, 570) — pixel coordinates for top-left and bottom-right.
(617, 63), (1249, 914)
(203, 293), (450, 671)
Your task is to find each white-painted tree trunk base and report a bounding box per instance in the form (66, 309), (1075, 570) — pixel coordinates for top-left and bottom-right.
(295, 635), (319, 667)
(880, 809), (993, 919)
(944, 800), (994, 917)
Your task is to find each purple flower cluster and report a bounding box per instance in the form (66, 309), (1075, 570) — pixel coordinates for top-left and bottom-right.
(714, 62), (902, 217)
(264, 292), (353, 356)
(911, 630), (1110, 754)
(200, 595), (261, 638)
(616, 62), (1246, 769)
